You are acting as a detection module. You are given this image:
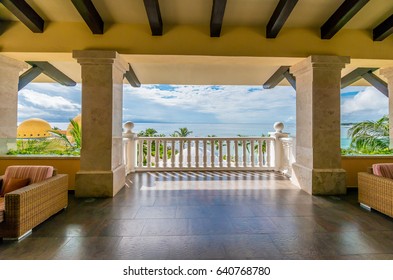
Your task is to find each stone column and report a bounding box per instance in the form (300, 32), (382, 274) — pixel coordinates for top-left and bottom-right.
(380, 68), (393, 148)
(73, 50), (128, 197)
(0, 55), (28, 154)
(290, 55), (350, 195)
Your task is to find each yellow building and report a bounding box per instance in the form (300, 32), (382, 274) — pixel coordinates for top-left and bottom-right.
(17, 118), (52, 138)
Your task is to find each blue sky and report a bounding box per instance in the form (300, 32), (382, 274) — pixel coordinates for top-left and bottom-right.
(18, 83), (388, 124)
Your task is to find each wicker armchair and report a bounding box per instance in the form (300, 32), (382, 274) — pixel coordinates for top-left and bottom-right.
(0, 166), (68, 240)
(358, 167), (393, 218)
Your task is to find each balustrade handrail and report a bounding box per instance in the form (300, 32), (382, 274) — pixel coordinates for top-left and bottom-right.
(135, 136), (274, 141)
(122, 122), (294, 175)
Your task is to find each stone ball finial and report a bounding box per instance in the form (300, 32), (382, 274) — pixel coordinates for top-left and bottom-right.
(273, 122), (284, 133)
(123, 121), (134, 133)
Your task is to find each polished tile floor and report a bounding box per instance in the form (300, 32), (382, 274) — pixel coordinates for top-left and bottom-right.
(1, 171), (393, 260)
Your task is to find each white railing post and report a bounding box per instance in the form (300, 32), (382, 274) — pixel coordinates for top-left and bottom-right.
(123, 121), (137, 174)
(269, 122), (290, 173)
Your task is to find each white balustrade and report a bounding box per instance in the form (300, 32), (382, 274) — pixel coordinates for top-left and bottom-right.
(122, 122), (295, 175)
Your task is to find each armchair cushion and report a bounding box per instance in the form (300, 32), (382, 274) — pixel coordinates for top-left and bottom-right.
(0, 178), (30, 196)
(3, 165), (53, 187)
(372, 163), (393, 179)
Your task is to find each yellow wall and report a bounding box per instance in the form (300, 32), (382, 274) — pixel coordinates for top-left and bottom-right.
(0, 156), (80, 190)
(342, 156), (393, 188)
(2, 22), (393, 60)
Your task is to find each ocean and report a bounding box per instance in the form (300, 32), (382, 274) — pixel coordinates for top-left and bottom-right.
(50, 122), (352, 149)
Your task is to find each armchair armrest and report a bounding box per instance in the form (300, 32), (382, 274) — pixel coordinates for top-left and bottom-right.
(0, 174), (68, 239)
(358, 172), (393, 217)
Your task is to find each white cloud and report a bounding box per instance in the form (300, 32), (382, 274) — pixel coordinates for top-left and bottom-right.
(124, 85), (296, 123)
(19, 89), (80, 111)
(341, 87), (388, 115)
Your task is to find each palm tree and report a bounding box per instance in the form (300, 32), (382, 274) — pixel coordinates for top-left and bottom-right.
(347, 115), (390, 152)
(172, 127), (193, 137)
(50, 119), (81, 152)
(138, 128), (159, 137)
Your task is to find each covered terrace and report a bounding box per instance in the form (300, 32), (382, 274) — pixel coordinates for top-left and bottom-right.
(1, 0), (393, 260)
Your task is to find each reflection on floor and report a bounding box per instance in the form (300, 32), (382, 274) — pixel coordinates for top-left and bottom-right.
(1, 171), (393, 260)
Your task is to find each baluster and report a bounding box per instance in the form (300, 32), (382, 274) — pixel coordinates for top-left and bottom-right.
(258, 140), (263, 167)
(250, 140), (255, 167)
(147, 140), (152, 167)
(234, 140), (239, 168)
(242, 140), (247, 167)
(195, 140), (199, 168)
(163, 140), (167, 168)
(187, 140), (192, 168)
(154, 139), (160, 168)
(203, 140), (207, 168)
(219, 140), (223, 168)
(227, 140), (231, 168)
(266, 140), (271, 167)
(179, 140), (183, 168)
(170, 140), (175, 168)
(211, 139), (215, 168)
(138, 139), (143, 167)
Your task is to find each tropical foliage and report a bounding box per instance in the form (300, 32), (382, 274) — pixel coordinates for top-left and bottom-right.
(170, 127), (193, 137)
(342, 115), (392, 155)
(7, 119), (82, 156)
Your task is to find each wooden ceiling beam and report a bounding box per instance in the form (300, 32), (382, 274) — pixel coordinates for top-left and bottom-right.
(0, 0), (44, 33)
(263, 66), (290, 89)
(143, 0), (163, 36)
(362, 72), (388, 97)
(210, 0), (227, 37)
(266, 0), (298, 38)
(283, 71), (296, 90)
(18, 66), (43, 90)
(373, 14), (393, 41)
(321, 0), (369, 39)
(124, 64), (141, 88)
(341, 67), (378, 88)
(71, 0), (104, 34)
(27, 61), (76, 87)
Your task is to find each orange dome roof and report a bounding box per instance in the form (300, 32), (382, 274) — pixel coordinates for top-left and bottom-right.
(17, 118), (52, 138)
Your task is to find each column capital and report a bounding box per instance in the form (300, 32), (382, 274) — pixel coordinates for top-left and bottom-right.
(0, 55), (28, 72)
(290, 55), (350, 76)
(380, 67), (393, 80)
(72, 50), (128, 73)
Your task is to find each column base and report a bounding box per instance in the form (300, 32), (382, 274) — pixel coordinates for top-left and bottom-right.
(75, 165), (126, 197)
(292, 163), (346, 195)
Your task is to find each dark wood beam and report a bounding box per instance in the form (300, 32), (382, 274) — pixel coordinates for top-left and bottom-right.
(283, 70), (296, 90)
(18, 66), (43, 90)
(0, 0), (44, 33)
(210, 0), (227, 37)
(143, 0), (163, 36)
(320, 0), (369, 39)
(362, 72), (388, 97)
(341, 67), (378, 88)
(266, 0), (298, 38)
(263, 66), (290, 89)
(373, 14), (393, 41)
(27, 61), (76, 87)
(71, 0), (104, 34)
(124, 64), (141, 88)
